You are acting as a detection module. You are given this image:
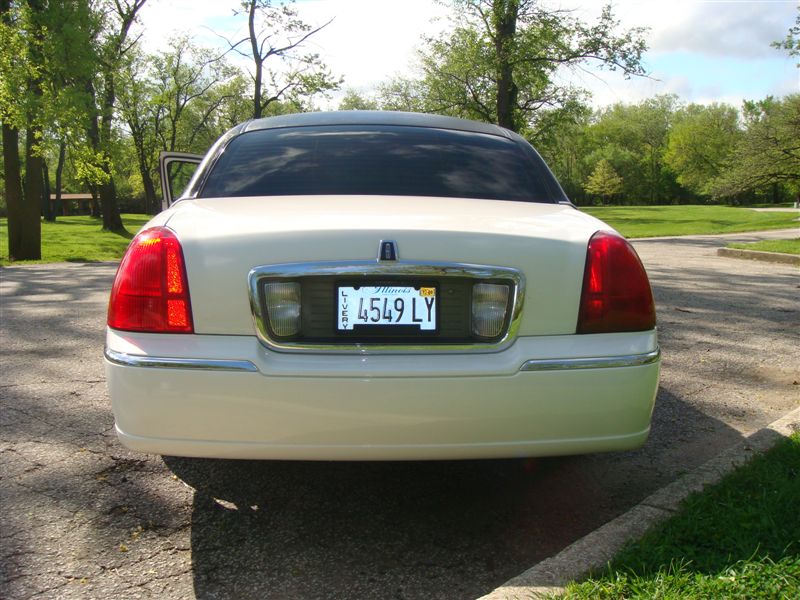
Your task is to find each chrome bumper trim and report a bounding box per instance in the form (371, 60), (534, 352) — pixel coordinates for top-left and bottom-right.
(104, 348), (258, 373)
(519, 348), (660, 372)
(106, 347), (659, 374)
(247, 260), (525, 355)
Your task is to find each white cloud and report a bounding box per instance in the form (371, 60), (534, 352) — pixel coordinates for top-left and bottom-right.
(293, 0), (449, 89)
(137, 0), (240, 52)
(647, 0), (797, 59)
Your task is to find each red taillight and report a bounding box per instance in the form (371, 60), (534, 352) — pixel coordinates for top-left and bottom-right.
(577, 230), (655, 334)
(107, 227), (194, 333)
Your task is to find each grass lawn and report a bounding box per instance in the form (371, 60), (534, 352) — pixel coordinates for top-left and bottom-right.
(0, 214), (150, 266)
(728, 238), (800, 255)
(582, 205), (799, 238)
(559, 432), (800, 599)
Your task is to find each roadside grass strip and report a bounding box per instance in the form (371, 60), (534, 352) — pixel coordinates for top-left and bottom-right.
(558, 432), (800, 599)
(727, 238), (800, 256)
(582, 205), (799, 238)
(0, 214), (149, 265)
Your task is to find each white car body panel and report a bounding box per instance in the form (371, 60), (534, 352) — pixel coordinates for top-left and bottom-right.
(105, 328), (659, 460)
(164, 196), (608, 337)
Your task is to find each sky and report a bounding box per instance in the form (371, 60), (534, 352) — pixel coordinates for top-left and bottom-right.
(137, 0), (799, 109)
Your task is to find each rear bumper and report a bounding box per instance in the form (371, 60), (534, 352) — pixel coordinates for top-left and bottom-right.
(105, 329), (660, 460)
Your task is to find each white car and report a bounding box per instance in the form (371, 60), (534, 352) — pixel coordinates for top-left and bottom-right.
(105, 111), (659, 460)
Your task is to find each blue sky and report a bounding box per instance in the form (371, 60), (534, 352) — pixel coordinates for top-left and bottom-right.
(139, 0), (799, 108)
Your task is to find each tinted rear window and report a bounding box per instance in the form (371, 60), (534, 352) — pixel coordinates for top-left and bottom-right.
(199, 125), (557, 202)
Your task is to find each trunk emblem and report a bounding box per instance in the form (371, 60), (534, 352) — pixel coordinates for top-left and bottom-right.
(378, 240), (398, 261)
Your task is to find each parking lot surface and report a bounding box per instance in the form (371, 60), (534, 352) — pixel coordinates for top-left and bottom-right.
(1, 229), (798, 599)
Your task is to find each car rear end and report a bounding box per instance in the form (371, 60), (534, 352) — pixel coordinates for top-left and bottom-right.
(105, 112), (659, 460)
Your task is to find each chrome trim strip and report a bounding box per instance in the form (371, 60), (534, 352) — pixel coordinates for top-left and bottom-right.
(104, 348), (258, 373)
(248, 260), (525, 354)
(519, 348), (660, 372)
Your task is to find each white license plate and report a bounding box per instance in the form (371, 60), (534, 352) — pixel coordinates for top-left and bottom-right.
(337, 285), (437, 331)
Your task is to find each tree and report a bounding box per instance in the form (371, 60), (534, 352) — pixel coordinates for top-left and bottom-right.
(711, 95), (800, 201)
(664, 103), (740, 197)
(526, 98), (592, 201)
(584, 158), (622, 202)
(407, 0), (647, 133)
(0, 0), (37, 259)
(376, 76), (434, 113)
(338, 89), (379, 111)
(117, 50), (160, 213)
(1, 0), (92, 257)
(86, 0), (147, 232)
(226, 0), (340, 120)
(118, 38), (248, 213)
(587, 96), (680, 203)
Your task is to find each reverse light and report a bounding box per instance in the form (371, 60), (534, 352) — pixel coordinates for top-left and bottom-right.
(107, 227), (194, 333)
(577, 230), (655, 334)
(472, 283), (510, 338)
(263, 282), (301, 337)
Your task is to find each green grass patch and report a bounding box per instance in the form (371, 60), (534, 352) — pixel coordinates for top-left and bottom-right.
(560, 432), (800, 599)
(582, 205), (800, 238)
(0, 214), (150, 266)
(728, 238), (800, 256)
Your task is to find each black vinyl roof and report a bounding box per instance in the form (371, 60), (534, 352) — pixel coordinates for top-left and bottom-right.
(242, 110), (512, 138)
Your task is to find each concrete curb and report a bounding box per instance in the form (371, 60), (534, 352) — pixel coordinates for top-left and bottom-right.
(717, 247), (800, 266)
(631, 228), (800, 242)
(478, 406), (800, 600)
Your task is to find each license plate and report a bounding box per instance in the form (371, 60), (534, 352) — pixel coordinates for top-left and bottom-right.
(337, 285), (437, 331)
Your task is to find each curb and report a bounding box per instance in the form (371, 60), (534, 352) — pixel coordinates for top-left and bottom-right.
(717, 247), (800, 266)
(478, 406), (800, 600)
(630, 228), (800, 242)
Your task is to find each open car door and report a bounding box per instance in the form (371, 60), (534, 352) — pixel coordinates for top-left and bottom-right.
(159, 151), (203, 210)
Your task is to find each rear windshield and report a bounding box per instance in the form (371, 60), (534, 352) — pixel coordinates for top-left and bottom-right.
(199, 125), (559, 202)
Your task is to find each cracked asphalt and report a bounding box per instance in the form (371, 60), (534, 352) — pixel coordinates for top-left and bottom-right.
(1, 228), (798, 599)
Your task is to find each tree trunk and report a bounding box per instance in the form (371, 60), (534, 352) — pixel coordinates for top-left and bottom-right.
(86, 79), (124, 231)
(54, 139), (66, 216)
(494, 1), (519, 131)
(129, 122), (158, 214)
(42, 159), (54, 222)
(21, 127), (43, 259)
(89, 186), (100, 217)
(2, 123), (30, 260)
(100, 179), (123, 230)
(99, 72), (125, 231)
(248, 0), (263, 119)
(142, 166), (158, 215)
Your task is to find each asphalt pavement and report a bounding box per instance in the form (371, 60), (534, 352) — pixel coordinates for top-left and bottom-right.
(1, 228), (798, 599)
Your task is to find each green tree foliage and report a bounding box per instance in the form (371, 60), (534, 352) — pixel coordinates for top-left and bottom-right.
(388, 0), (647, 133)
(531, 99), (593, 200)
(584, 158), (623, 201)
(229, 0), (341, 120)
(338, 89), (379, 111)
(1, 0), (100, 258)
(664, 103), (741, 197)
(711, 95), (800, 201)
(587, 96), (680, 204)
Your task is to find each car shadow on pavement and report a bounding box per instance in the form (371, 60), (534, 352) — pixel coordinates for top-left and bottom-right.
(163, 387), (744, 600)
